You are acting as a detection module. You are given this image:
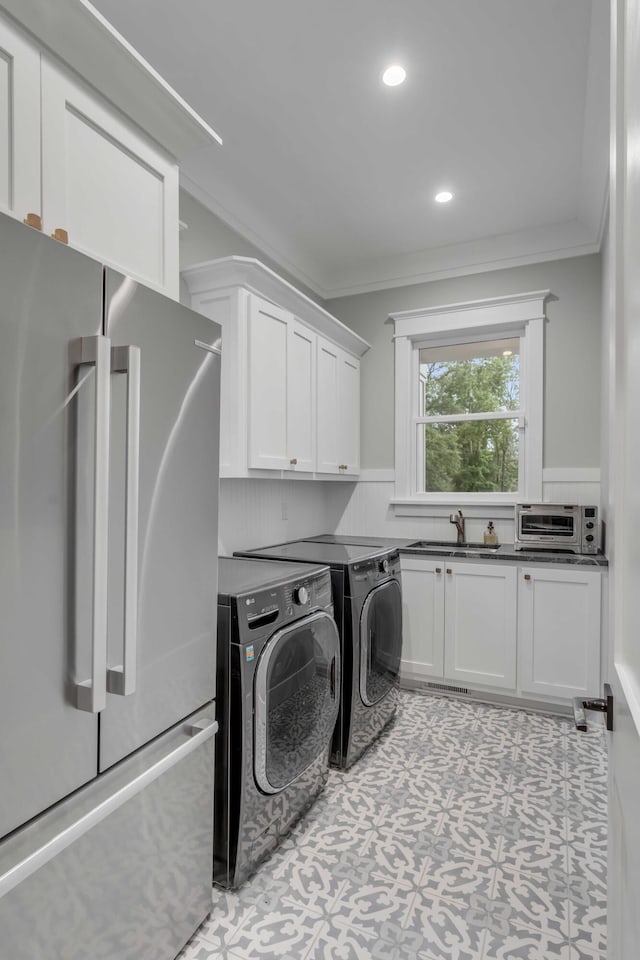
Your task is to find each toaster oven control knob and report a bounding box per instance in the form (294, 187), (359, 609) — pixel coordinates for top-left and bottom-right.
(585, 534), (594, 542)
(293, 585), (309, 606)
(585, 521), (594, 529)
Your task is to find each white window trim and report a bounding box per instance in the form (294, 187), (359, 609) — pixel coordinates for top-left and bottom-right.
(391, 289), (548, 508)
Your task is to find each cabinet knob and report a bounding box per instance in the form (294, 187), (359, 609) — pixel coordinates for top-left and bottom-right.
(435, 567), (442, 574)
(51, 228), (69, 244)
(289, 458), (298, 465)
(524, 574), (531, 581)
(23, 212), (42, 231)
(446, 568), (452, 575)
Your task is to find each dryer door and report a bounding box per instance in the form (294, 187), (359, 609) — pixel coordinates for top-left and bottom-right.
(359, 579), (402, 706)
(254, 611), (340, 794)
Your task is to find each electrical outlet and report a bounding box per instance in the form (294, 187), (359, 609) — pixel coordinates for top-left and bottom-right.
(281, 500), (288, 520)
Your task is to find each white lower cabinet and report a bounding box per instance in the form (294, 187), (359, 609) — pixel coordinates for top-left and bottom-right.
(518, 566), (601, 700)
(401, 557), (445, 678)
(400, 557), (516, 689)
(444, 562), (518, 690)
(400, 556), (602, 703)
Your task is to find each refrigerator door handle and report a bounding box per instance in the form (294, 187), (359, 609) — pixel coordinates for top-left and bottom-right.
(107, 345), (141, 697)
(73, 335), (111, 714)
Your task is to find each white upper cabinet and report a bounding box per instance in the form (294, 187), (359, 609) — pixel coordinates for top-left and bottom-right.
(339, 351), (360, 475)
(316, 337), (361, 476)
(0, 18), (40, 223)
(287, 321), (316, 473)
(316, 339), (340, 474)
(0, 5), (221, 299)
(247, 298), (291, 470)
(41, 59), (179, 298)
(183, 257), (369, 479)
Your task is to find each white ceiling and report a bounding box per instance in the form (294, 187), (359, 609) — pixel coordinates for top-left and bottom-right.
(92, 0), (609, 300)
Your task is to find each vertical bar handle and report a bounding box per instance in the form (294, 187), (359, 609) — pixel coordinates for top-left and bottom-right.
(107, 345), (141, 697)
(74, 336), (111, 713)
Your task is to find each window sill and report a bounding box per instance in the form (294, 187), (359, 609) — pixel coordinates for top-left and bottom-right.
(390, 497), (517, 519)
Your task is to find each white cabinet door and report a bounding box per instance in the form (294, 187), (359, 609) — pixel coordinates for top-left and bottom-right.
(0, 18), (40, 223)
(316, 337), (340, 474)
(518, 566), (601, 699)
(317, 337), (361, 476)
(40, 59), (179, 298)
(247, 296), (291, 470)
(444, 562), (517, 689)
(339, 353), (360, 475)
(287, 321), (316, 472)
(400, 557), (445, 679)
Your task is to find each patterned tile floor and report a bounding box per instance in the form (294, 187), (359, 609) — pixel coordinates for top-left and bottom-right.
(179, 691), (607, 960)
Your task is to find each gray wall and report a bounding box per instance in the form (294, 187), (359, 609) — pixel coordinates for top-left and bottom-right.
(179, 190), (323, 304)
(326, 255), (602, 470)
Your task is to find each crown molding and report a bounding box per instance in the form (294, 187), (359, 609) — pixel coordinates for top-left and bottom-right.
(180, 171), (328, 300)
(181, 256), (370, 358)
(182, 172), (604, 301)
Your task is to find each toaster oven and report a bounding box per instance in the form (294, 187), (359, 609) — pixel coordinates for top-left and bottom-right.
(514, 504), (599, 554)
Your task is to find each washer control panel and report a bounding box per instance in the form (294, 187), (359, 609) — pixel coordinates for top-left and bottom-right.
(350, 550), (401, 593)
(238, 568), (333, 640)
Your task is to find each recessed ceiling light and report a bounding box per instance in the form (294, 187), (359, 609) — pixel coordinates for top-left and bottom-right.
(382, 65), (406, 87)
(435, 191), (453, 203)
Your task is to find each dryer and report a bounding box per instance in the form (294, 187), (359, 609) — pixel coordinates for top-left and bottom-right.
(215, 556), (340, 888)
(235, 541), (402, 769)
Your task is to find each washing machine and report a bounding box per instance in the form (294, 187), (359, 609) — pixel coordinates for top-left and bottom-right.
(235, 541), (402, 769)
(215, 556), (340, 888)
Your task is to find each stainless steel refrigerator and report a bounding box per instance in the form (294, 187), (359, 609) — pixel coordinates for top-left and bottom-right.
(0, 212), (221, 959)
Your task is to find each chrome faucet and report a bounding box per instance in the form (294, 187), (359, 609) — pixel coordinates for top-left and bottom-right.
(449, 510), (465, 545)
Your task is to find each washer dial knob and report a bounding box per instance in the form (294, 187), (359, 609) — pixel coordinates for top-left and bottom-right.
(293, 585), (309, 606)
(379, 558), (389, 575)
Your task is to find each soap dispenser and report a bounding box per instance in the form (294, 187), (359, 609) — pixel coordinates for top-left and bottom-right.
(484, 521), (498, 545)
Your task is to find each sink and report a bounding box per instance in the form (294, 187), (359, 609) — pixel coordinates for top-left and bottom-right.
(407, 540), (501, 552)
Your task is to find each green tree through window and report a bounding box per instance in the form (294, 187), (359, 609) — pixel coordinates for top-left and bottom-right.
(419, 343), (520, 493)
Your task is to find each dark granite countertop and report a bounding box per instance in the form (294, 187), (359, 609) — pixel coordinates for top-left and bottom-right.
(306, 534), (608, 567)
(399, 542), (608, 567)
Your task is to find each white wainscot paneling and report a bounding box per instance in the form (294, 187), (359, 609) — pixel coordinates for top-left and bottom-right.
(325, 480), (515, 544)
(218, 479), (332, 554)
(325, 473), (602, 543)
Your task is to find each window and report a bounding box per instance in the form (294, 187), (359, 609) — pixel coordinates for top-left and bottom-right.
(392, 291), (548, 508)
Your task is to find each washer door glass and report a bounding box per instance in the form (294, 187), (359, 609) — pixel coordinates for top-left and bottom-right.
(360, 579), (402, 706)
(254, 610), (340, 794)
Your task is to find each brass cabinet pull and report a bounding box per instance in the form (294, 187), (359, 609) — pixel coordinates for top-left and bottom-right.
(51, 228), (69, 244)
(23, 212), (42, 231)
(446, 568), (452, 575)
(289, 458), (298, 465)
(435, 567), (442, 574)
(524, 574), (531, 581)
